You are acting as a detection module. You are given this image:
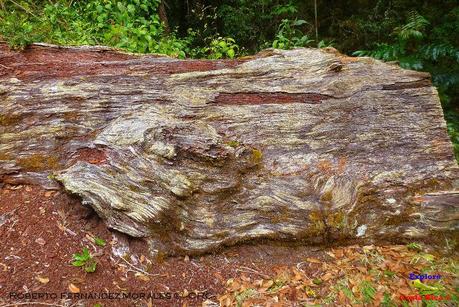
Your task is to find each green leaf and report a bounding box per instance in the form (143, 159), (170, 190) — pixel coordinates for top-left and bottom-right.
(384, 270), (396, 278)
(313, 278), (323, 285)
(412, 280), (444, 295)
(127, 4), (135, 14)
(71, 260), (85, 267)
(407, 242), (422, 251)
(94, 237), (106, 247)
(82, 248), (91, 258)
(360, 280), (376, 303)
(227, 49), (235, 58)
(85, 261), (97, 273)
(293, 19), (307, 26)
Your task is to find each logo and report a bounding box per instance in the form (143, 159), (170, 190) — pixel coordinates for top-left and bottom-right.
(408, 273), (441, 281)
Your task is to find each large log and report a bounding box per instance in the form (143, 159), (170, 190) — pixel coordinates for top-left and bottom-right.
(1, 43), (458, 254)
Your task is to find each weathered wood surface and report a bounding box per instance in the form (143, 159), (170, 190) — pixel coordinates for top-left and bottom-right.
(1, 43), (458, 254)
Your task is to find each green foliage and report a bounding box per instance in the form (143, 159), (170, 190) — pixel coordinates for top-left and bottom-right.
(72, 247), (97, 273)
(0, 0), (189, 57)
(235, 288), (257, 306)
(381, 292), (396, 307)
(83, 0), (185, 56)
(318, 39), (334, 49)
(272, 19), (313, 50)
(217, 1), (299, 52)
(406, 242), (422, 251)
(359, 280), (376, 303)
(395, 11), (429, 41)
(94, 237), (106, 247)
(204, 37), (239, 59)
(412, 279), (445, 296)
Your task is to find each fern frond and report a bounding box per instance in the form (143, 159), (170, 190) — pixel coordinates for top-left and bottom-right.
(420, 43), (459, 62)
(396, 11), (429, 40)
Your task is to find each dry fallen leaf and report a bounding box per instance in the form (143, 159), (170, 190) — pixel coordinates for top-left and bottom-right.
(334, 249), (344, 258)
(68, 283), (80, 293)
(262, 280), (274, 289)
(135, 272), (150, 282)
(35, 238), (46, 246)
(218, 295), (232, 307)
(182, 289), (189, 297)
(214, 272), (224, 282)
(0, 263), (8, 271)
(147, 298), (153, 307)
(306, 257), (321, 264)
(44, 191), (54, 198)
(321, 272), (333, 281)
(202, 299), (218, 307)
(253, 279), (263, 287)
(228, 280), (241, 292)
(35, 276), (49, 284)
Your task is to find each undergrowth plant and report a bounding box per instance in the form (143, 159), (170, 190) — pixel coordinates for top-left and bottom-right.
(272, 19), (313, 49)
(72, 247), (97, 273)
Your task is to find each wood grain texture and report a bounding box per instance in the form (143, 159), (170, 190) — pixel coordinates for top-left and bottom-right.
(1, 43), (458, 254)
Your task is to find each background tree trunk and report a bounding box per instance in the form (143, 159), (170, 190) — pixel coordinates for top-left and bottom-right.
(158, 0), (170, 34)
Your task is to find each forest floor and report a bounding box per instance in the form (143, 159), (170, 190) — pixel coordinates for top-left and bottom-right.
(0, 184), (457, 307)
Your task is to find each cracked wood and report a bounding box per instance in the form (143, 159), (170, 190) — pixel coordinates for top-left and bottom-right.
(0, 43), (458, 255)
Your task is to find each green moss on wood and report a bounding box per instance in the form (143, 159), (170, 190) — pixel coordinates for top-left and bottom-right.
(226, 140), (241, 148)
(251, 148), (263, 164)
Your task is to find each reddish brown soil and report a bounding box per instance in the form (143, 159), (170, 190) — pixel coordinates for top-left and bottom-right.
(0, 184), (328, 307)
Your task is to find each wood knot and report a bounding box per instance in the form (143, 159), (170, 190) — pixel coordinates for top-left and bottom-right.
(328, 62), (343, 72)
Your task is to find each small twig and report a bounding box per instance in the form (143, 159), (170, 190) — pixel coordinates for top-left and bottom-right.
(0, 63), (12, 70)
(187, 270), (195, 285)
(190, 261), (200, 269)
(64, 228), (77, 236)
(9, 0), (37, 17)
(118, 256), (157, 276)
(236, 266), (270, 279)
(296, 261), (309, 272)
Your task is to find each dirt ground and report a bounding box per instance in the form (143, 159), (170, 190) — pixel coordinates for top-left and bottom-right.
(0, 184), (457, 307)
(0, 184), (331, 307)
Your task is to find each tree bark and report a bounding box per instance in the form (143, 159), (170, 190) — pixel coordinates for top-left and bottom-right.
(0, 43), (458, 255)
(158, 0), (170, 34)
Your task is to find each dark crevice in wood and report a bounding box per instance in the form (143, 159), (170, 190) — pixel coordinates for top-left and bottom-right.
(212, 92), (333, 105)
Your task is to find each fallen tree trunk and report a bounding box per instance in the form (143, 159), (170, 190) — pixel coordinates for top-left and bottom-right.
(1, 43), (458, 254)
